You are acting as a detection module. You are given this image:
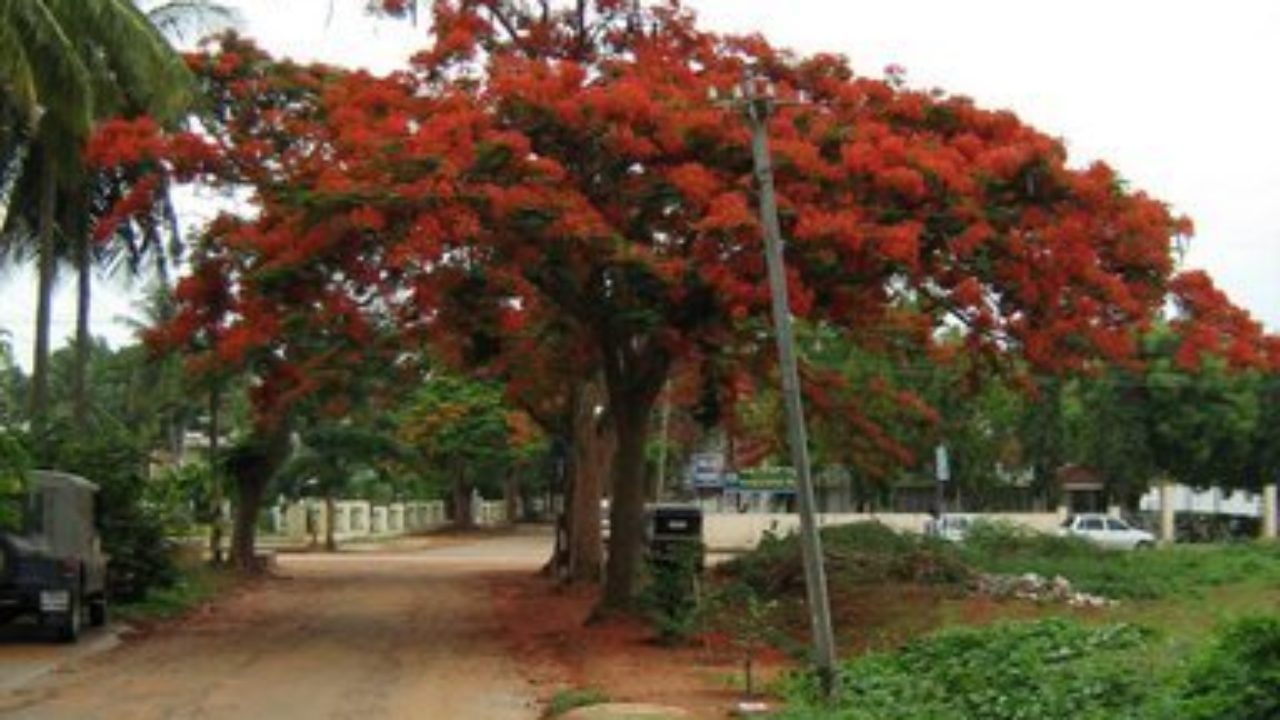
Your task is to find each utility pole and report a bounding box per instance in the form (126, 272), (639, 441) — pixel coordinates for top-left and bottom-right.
(655, 381), (671, 498)
(935, 444), (950, 519)
(714, 75), (839, 697)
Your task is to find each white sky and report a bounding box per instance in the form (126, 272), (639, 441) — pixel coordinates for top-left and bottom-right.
(3, 0), (1277, 370)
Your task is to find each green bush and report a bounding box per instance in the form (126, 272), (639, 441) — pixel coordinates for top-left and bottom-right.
(641, 542), (705, 644)
(29, 423), (178, 601)
(0, 430), (30, 530)
(719, 522), (970, 599)
(781, 618), (1156, 720)
(1176, 616), (1280, 720)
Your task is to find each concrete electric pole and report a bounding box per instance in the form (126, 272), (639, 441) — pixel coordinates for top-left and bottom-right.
(714, 75), (839, 697)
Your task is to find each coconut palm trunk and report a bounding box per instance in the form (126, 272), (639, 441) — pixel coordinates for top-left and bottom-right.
(30, 155), (56, 429)
(73, 223), (91, 426)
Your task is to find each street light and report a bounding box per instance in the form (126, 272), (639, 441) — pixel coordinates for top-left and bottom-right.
(712, 74), (839, 698)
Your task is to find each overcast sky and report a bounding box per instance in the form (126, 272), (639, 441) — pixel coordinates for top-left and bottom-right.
(3, 0), (1277, 370)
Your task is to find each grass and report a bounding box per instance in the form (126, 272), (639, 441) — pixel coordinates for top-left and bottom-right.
(545, 687), (610, 717)
(720, 519), (1280, 602)
(778, 615), (1280, 720)
(779, 618), (1156, 719)
(713, 520), (1280, 719)
(959, 521), (1280, 600)
(114, 560), (237, 622)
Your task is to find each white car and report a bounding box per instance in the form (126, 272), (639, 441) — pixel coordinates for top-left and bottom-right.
(1058, 514), (1155, 550)
(926, 514), (977, 542)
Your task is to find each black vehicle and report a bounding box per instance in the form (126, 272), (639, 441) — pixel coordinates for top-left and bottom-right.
(0, 471), (109, 642)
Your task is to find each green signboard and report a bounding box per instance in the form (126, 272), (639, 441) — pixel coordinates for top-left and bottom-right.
(735, 466), (797, 492)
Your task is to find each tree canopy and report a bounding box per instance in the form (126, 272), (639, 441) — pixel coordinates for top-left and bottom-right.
(97, 1), (1249, 600)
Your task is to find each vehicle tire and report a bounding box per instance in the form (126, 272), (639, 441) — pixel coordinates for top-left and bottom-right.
(89, 594), (107, 627)
(1135, 541), (1154, 550)
(54, 589), (81, 643)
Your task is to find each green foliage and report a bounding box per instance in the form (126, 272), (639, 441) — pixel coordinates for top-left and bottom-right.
(961, 522), (1280, 600)
(29, 422), (177, 600)
(397, 375), (518, 498)
(780, 619), (1155, 720)
(704, 582), (783, 697)
(721, 522), (971, 599)
(275, 423), (409, 501)
(546, 687), (611, 717)
(1175, 616), (1280, 720)
(0, 430), (30, 530)
(0, 333), (24, 428)
(641, 542), (705, 645)
(147, 462), (212, 532)
(115, 558), (234, 622)
(724, 520), (1280, 605)
(781, 614), (1280, 720)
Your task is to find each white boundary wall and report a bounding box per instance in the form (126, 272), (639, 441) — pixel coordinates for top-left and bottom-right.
(272, 499), (502, 542)
(703, 512), (1064, 552)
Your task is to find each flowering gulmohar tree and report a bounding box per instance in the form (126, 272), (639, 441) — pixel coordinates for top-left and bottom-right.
(101, 5), (1198, 599)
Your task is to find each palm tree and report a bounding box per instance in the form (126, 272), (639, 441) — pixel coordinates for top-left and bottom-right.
(0, 0), (195, 429)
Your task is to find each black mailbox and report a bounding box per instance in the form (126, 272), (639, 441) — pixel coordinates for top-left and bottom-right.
(645, 503), (704, 569)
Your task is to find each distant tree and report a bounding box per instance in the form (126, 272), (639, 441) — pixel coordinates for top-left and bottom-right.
(397, 376), (518, 529)
(275, 424), (408, 550)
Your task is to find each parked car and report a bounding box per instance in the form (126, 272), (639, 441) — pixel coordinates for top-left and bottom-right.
(0, 471), (109, 642)
(1058, 513), (1155, 550)
(925, 514), (978, 542)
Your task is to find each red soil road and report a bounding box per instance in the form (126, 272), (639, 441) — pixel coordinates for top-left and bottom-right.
(0, 531), (550, 720)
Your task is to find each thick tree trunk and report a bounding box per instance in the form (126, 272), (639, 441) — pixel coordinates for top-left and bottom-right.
(30, 158), (56, 429)
(567, 384), (614, 584)
(602, 394), (658, 609)
(324, 493), (338, 551)
(229, 421), (292, 572)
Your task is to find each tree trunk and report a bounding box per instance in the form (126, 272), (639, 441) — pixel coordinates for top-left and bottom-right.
(229, 420), (292, 572)
(208, 384), (224, 565)
(452, 461), (474, 530)
(72, 211), (90, 428)
(504, 465), (519, 527)
(324, 493), (337, 551)
(602, 392), (659, 609)
(567, 382), (614, 583)
(30, 156), (56, 430)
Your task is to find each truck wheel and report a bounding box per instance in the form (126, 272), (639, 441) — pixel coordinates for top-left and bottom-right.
(89, 595), (108, 627)
(54, 590), (81, 643)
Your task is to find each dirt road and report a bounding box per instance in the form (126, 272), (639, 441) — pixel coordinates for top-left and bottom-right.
(0, 530), (551, 720)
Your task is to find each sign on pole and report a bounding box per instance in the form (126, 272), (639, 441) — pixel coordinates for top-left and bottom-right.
(935, 445), (950, 483)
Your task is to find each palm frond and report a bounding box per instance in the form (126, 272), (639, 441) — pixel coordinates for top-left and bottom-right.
(2, 0), (96, 138)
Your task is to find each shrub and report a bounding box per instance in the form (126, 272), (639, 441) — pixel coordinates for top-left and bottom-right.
(780, 619), (1156, 720)
(719, 521), (970, 599)
(1176, 615), (1280, 720)
(29, 423), (178, 601)
(641, 541), (705, 644)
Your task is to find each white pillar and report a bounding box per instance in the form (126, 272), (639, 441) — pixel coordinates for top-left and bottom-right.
(1263, 484), (1277, 540)
(1160, 478), (1176, 545)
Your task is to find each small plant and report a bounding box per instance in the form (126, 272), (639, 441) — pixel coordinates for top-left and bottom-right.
(546, 687), (610, 717)
(706, 582), (781, 699)
(641, 541), (705, 645)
